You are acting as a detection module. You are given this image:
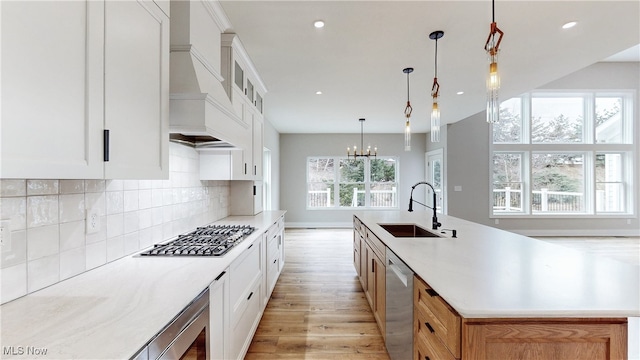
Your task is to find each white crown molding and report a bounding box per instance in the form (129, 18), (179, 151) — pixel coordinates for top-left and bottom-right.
(202, 0), (233, 32)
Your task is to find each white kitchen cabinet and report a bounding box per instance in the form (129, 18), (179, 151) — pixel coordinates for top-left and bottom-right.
(103, 0), (169, 179)
(221, 34), (266, 181)
(1, 1), (104, 179)
(229, 237), (263, 360)
(0, 0), (168, 180)
(209, 268), (230, 360)
(229, 181), (263, 216)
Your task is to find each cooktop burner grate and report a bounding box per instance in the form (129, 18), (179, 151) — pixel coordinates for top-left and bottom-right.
(139, 225), (256, 257)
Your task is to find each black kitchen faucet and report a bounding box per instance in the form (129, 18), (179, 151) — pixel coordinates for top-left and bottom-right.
(408, 181), (441, 231)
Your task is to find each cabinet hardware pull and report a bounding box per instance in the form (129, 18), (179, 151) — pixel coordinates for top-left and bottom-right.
(103, 129), (110, 162)
(248, 244), (253, 250)
(254, 165), (257, 175)
(273, 259), (277, 264)
(425, 322), (435, 333)
(426, 288), (438, 297)
(253, 185), (256, 196)
(247, 292), (253, 300)
(372, 258), (375, 272)
(245, 163), (247, 174)
(214, 271), (226, 281)
(425, 356), (430, 360)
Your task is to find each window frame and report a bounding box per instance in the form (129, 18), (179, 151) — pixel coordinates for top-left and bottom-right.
(306, 156), (400, 210)
(490, 90), (635, 218)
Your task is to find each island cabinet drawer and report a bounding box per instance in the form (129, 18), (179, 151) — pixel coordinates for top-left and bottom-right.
(353, 215), (365, 236)
(415, 310), (456, 360)
(414, 276), (461, 358)
(365, 228), (385, 260)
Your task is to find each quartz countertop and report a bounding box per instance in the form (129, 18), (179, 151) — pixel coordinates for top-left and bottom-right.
(354, 210), (639, 318)
(0, 211), (286, 360)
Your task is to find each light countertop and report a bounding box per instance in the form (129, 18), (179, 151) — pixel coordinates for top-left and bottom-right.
(0, 211), (285, 360)
(354, 210), (639, 319)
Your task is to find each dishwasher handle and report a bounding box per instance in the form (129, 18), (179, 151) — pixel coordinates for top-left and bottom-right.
(388, 258), (409, 287)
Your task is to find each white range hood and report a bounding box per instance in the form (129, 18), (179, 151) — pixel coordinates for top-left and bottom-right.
(168, 0), (245, 148)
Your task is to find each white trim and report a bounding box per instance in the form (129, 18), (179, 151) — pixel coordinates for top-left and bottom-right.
(202, 0), (233, 32)
(169, 92), (247, 129)
(221, 34), (268, 94)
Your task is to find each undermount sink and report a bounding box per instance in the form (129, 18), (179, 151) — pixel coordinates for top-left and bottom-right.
(378, 223), (441, 238)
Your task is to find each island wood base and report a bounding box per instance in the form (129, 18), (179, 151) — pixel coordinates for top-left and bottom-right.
(462, 317), (627, 360)
(414, 275), (628, 360)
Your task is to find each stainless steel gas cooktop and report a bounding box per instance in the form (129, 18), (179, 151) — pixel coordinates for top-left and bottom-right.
(139, 225), (256, 257)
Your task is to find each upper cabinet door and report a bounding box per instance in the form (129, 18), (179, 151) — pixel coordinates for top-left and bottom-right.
(1, 1), (104, 179)
(104, 0), (169, 179)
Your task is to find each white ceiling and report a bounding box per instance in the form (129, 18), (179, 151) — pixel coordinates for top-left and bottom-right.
(219, 1), (640, 134)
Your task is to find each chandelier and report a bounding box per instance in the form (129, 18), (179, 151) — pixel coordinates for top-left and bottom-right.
(347, 118), (377, 159)
(484, 0), (504, 124)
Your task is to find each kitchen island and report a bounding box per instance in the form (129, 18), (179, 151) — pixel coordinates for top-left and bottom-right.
(354, 210), (639, 360)
(0, 211), (285, 360)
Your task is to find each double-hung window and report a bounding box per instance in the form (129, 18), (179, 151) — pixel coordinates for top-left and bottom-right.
(491, 91), (634, 216)
(307, 156), (399, 209)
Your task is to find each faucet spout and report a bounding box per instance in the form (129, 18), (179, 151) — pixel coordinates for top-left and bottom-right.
(408, 181), (441, 230)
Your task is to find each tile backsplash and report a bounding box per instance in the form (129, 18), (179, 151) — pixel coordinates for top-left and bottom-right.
(0, 143), (230, 303)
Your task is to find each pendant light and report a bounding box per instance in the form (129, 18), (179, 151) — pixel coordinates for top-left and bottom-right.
(347, 118), (377, 159)
(429, 31), (444, 143)
(402, 67), (414, 151)
(484, 0), (504, 124)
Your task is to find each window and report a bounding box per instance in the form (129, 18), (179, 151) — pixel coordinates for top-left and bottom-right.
(491, 91), (634, 216)
(307, 157), (398, 209)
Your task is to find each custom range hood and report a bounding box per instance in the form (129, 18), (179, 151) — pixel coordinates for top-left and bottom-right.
(169, 0), (243, 148)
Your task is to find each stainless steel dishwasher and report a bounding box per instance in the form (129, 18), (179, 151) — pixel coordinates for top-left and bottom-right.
(385, 248), (414, 360)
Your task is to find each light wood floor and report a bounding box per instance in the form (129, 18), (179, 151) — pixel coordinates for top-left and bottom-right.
(246, 228), (390, 360)
(535, 236), (640, 266)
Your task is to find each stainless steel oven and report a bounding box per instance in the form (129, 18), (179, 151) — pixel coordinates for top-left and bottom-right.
(132, 288), (209, 360)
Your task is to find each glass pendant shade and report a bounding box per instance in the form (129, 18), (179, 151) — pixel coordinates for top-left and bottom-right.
(404, 119), (411, 151)
(486, 52), (500, 123)
(430, 100), (440, 143)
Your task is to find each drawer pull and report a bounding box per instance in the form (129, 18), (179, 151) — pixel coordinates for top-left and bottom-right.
(424, 322), (435, 333)
(425, 288), (438, 297)
(425, 357), (430, 360)
(248, 244), (253, 250)
(273, 259), (277, 264)
(247, 292), (254, 300)
(372, 259), (375, 272)
(214, 271), (226, 281)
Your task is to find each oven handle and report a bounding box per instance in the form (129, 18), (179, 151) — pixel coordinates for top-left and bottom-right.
(144, 288), (210, 359)
(158, 306), (209, 360)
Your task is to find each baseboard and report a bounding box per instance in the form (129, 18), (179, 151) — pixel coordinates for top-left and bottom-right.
(285, 222), (352, 229)
(512, 229), (640, 237)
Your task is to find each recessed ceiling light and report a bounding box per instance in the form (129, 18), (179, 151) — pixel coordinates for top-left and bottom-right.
(456, 91), (464, 95)
(315, 91), (323, 95)
(562, 21), (577, 29)
(314, 20), (325, 28)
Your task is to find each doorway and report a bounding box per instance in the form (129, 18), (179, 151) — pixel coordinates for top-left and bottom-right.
(426, 149), (445, 214)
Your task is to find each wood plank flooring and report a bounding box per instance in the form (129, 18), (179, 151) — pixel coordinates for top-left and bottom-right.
(534, 236), (640, 266)
(245, 228), (390, 360)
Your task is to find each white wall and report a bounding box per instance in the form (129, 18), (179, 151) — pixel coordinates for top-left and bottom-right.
(0, 143), (230, 304)
(280, 133), (427, 227)
(263, 119), (280, 210)
(446, 62), (640, 235)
